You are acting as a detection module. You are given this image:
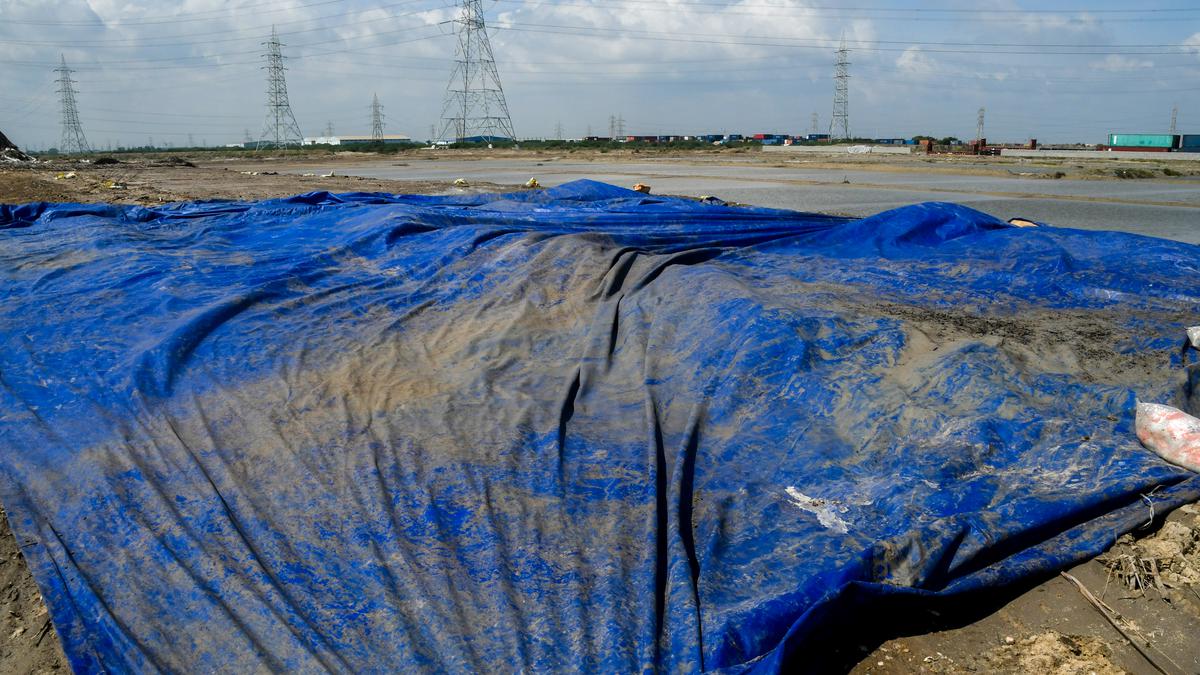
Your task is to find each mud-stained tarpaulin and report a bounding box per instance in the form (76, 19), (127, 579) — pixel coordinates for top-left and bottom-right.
(1, 180), (1198, 673)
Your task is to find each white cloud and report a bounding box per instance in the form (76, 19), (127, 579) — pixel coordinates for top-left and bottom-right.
(1186, 32), (1200, 55)
(1092, 54), (1154, 72)
(896, 47), (936, 76)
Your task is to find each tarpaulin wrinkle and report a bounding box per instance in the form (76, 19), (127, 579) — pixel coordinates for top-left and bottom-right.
(1, 180), (1198, 673)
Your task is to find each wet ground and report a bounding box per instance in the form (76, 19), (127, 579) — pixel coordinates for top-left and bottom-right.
(294, 156), (1200, 244)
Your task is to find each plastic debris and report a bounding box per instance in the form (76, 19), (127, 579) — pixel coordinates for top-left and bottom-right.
(54, 172), (76, 180)
(453, 178), (469, 187)
(1188, 327), (1200, 350)
(0, 130), (33, 163)
(632, 183), (651, 194)
(1136, 402), (1200, 473)
(525, 178), (540, 189)
(103, 180), (125, 190)
(320, 171), (334, 178)
(1007, 218), (1039, 228)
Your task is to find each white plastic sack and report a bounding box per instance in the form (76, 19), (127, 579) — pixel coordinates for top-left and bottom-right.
(1136, 402), (1200, 473)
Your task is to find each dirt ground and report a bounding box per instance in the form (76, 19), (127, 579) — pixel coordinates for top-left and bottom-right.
(1, 151), (1198, 674)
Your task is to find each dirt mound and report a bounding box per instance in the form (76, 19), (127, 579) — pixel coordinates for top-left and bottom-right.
(974, 632), (1124, 674)
(1101, 504), (1200, 610)
(0, 130), (33, 164)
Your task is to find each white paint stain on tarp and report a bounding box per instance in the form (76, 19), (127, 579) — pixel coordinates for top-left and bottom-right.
(784, 487), (856, 534)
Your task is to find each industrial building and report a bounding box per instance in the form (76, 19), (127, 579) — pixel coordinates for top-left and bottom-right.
(1102, 133), (1199, 153)
(302, 134), (412, 146)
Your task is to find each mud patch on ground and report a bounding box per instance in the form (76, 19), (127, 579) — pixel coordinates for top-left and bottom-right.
(0, 509), (67, 673)
(1101, 503), (1200, 617)
(974, 631), (1124, 674)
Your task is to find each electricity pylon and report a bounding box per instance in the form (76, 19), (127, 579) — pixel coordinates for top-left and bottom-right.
(371, 93), (386, 141)
(257, 27), (304, 150)
(55, 55), (91, 154)
(438, 0), (516, 142)
(830, 36), (851, 140)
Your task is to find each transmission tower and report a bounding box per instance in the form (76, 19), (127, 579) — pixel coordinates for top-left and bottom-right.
(55, 55), (91, 155)
(976, 107), (986, 142)
(438, 0), (516, 142)
(829, 36), (851, 140)
(555, 120), (563, 140)
(811, 112), (819, 136)
(371, 93), (386, 142)
(257, 27), (304, 150)
(1170, 105), (1178, 134)
(608, 114), (625, 139)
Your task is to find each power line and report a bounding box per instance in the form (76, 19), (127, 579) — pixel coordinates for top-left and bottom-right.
(488, 23), (1194, 55)
(0, 0), (435, 49)
(2, 0), (351, 27)
(495, 0), (1200, 16)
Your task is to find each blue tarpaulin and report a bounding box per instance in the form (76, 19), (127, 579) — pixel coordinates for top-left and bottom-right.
(1, 180), (1198, 673)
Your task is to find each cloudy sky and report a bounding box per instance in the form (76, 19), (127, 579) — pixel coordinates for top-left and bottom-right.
(2, 0), (1198, 149)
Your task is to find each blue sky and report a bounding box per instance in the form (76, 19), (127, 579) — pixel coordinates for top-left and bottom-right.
(1, 0), (1198, 149)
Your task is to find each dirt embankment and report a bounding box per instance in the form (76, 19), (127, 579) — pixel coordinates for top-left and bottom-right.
(0, 155), (518, 207)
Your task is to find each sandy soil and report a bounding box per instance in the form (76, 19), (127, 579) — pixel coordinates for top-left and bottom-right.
(2, 151), (1198, 674)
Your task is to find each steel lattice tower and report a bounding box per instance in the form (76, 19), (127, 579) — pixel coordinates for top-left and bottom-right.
(976, 107), (986, 142)
(371, 93), (386, 142)
(257, 28), (304, 150)
(55, 55), (91, 155)
(811, 112), (819, 136)
(830, 36), (851, 140)
(1170, 105), (1178, 134)
(438, 0), (516, 142)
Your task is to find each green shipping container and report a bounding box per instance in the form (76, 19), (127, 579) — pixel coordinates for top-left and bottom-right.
(1107, 133), (1178, 148)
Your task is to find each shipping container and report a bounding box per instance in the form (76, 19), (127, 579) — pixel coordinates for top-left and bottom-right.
(1179, 135), (1200, 149)
(1107, 133), (1178, 148)
(1103, 146), (1171, 153)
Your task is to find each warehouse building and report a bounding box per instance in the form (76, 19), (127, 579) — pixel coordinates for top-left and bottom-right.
(302, 134), (413, 146)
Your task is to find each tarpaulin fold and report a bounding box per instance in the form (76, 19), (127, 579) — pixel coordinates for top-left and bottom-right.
(1, 180), (1198, 673)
